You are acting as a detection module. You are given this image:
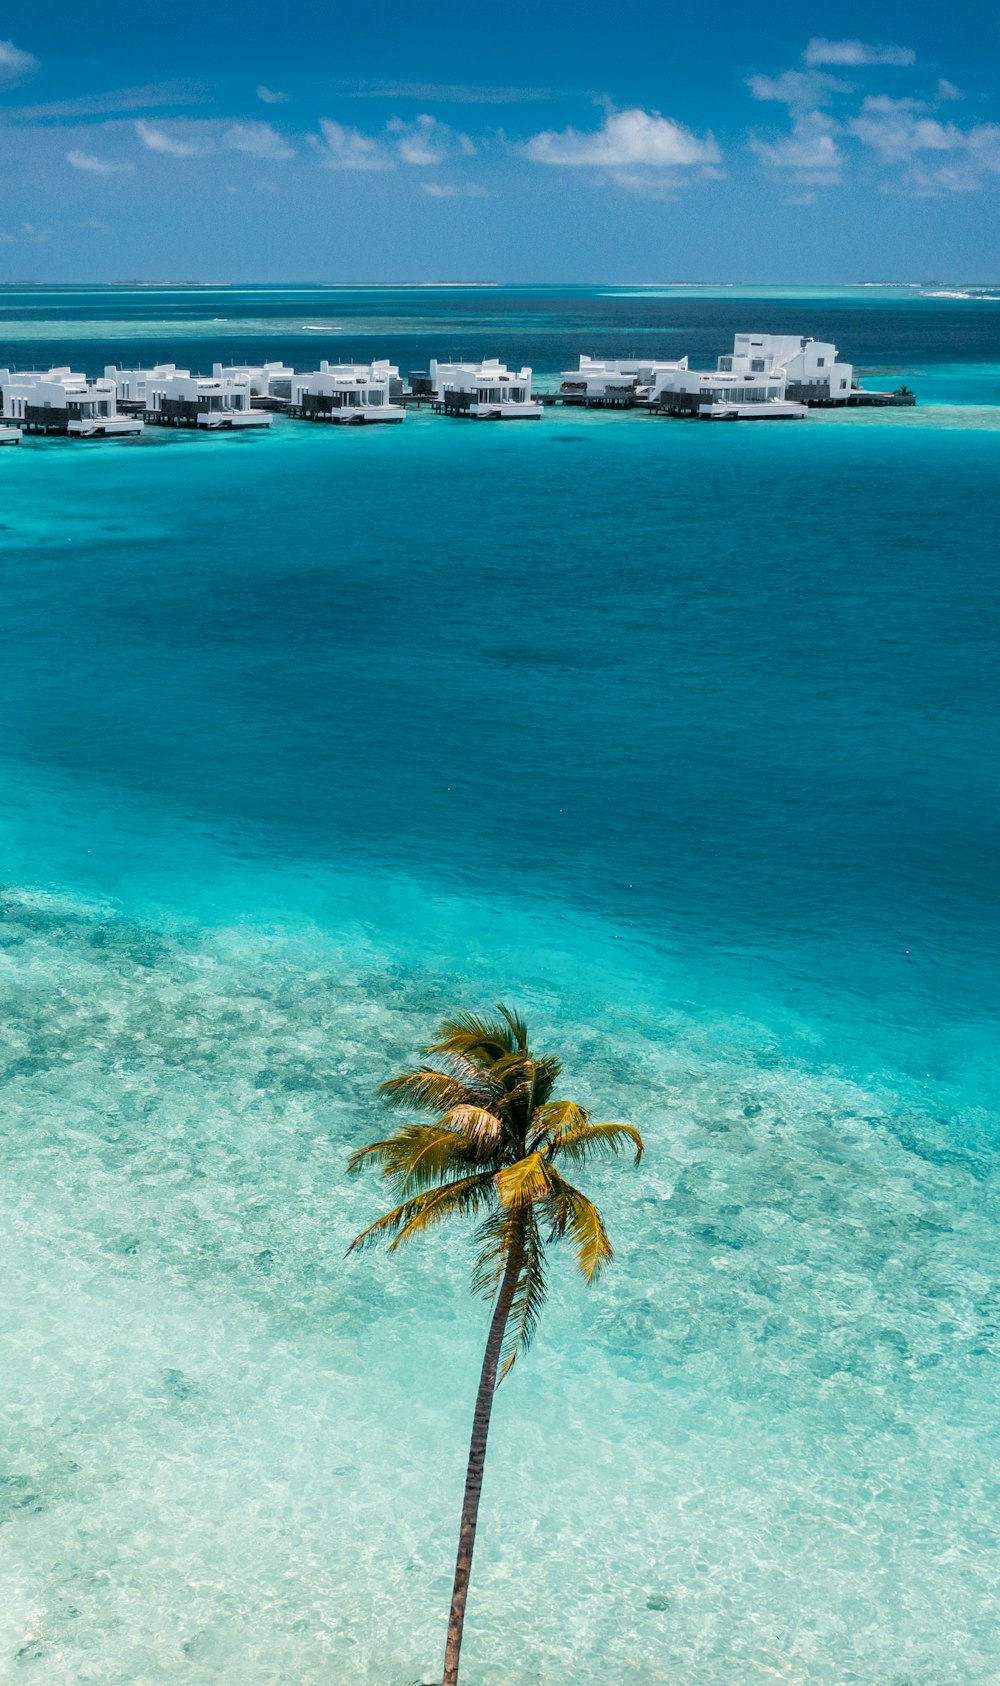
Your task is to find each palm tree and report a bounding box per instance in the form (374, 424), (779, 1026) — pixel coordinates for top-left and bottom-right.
(347, 1005), (644, 1686)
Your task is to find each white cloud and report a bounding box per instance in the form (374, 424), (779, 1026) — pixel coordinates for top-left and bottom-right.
(421, 181), (489, 197)
(523, 107), (720, 168)
(0, 222), (48, 244)
(311, 112), (477, 170)
(849, 100), (1000, 191)
(312, 119), (393, 170)
(387, 112), (475, 165)
(66, 149), (135, 176)
(966, 126), (1000, 172)
(907, 164), (981, 195)
(4, 82), (206, 121)
(257, 85), (288, 105)
(745, 53), (995, 193)
(750, 112), (842, 180)
(0, 39), (38, 82)
(803, 38), (915, 68)
(351, 81), (554, 103)
(606, 170), (683, 200)
(134, 120), (211, 157)
(747, 70), (848, 112)
(848, 97), (961, 163)
(222, 121), (294, 160)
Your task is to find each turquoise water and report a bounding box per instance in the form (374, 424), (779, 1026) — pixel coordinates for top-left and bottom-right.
(1, 288), (999, 1684)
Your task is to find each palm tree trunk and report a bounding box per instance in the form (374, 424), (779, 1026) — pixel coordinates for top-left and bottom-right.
(441, 1238), (524, 1686)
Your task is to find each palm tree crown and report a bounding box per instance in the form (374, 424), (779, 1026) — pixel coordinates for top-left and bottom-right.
(348, 1004), (643, 1376)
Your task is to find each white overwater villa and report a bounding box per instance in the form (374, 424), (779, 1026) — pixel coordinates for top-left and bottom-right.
(143, 367), (271, 429)
(215, 361), (296, 407)
(104, 363), (188, 411)
(724, 334), (854, 404)
(0, 368), (143, 438)
(557, 354), (690, 407)
(652, 334), (854, 420)
(289, 359), (405, 423)
(422, 358), (542, 419)
(651, 361), (805, 420)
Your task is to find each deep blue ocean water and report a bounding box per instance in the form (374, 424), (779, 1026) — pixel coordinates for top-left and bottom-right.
(1, 286), (998, 1684)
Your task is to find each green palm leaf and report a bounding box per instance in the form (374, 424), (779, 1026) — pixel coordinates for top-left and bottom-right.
(543, 1167), (615, 1280)
(498, 1220), (547, 1380)
(440, 1105), (506, 1152)
(379, 1065), (499, 1119)
(530, 1099), (591, 1142)
(347, 1171), (496, 1253)
(471, 1209), (547, 1380)
(380, 1066), (491, 1114)
(348, 1122), (497, 1189)
(495, 1149), (555, 1208)
(541, 1117), (645, 1166)
(428, 1005), (528, 1064)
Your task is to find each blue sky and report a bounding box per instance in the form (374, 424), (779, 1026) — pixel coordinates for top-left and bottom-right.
(0, 0), (997, 281)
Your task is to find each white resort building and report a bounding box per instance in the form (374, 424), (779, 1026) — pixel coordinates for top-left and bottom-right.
(104, 364), (189, 411)
(0, 367), (143, 437)
(143, 368), (271, 429)
(650, 333), (854, 419)
(289, 360), (405, 423)
(651, 362), (806, 420)
(557, 355), (689, 407)
(214, 361), (296, 407)
(719, 335), (854, 404)
(422, 358), (542, 419)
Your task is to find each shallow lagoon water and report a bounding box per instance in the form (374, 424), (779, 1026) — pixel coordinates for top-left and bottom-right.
(1, 289), (999, 1683)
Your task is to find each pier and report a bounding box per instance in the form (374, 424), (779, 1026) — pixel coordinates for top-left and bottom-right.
(846, 387), (917, 407)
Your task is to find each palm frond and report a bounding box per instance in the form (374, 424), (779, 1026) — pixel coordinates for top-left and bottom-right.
(353, 1122), (496, 1190)
(440, 1105), (506, 1155)
(428, 1004), (527, 1064)
(441, 1051), (506, 1106)
(488, 1052), (537, 1113)
(498, 1219), (547, 1381)
(470, 1207), (518, 1299)
(541, 1119), (645, 1167)
(490, 1050), (561, 1102)
(525, 1054), (561, 1109)
(528, 1100), (590, 1148)
(496, 1150), (556, 1209)
(380, 1067), (486, 1114)
(497, 1003), (529, 1051)
(347, 1171), (496, 1254)
(470, 1208), (547, 1378)
(543, 1168), (614, 1281)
